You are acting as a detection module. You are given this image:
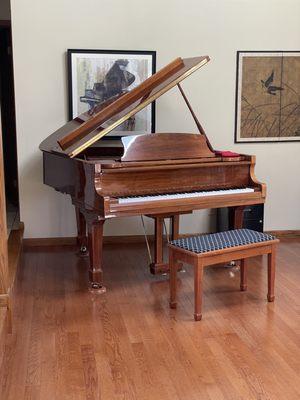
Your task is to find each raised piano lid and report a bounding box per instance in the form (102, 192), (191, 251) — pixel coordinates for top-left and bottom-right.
(39, 56), (210, 158)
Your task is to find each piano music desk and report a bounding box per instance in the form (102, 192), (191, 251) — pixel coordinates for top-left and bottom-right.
(168, 229), (279, 321)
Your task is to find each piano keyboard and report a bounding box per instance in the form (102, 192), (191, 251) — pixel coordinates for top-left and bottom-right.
(118, 187), (255, 204)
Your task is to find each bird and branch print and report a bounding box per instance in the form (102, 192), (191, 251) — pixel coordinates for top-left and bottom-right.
(235, 52), (300, 142)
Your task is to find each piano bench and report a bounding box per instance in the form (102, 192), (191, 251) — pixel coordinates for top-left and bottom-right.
(168, 229), (279, 321)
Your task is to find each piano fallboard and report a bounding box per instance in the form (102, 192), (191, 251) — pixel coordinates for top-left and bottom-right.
(96, 160), (256, 197)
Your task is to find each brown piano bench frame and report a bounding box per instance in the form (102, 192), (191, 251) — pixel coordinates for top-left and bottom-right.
(168, 233), (279, 321)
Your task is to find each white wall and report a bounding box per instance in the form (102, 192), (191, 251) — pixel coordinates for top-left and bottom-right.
(10, 0), (300, 238)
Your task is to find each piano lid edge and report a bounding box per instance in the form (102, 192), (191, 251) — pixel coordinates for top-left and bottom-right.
(66, 56), (211, 158)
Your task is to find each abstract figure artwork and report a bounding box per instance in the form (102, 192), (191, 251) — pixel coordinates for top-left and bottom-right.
(235, 51), (300, 142)
(68, 49), (156, 136)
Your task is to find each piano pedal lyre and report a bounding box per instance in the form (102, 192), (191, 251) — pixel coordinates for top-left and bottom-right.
(141, 215), (185, 275)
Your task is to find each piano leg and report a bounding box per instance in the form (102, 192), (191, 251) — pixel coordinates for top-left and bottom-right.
(171, 214), (180, 240)
(75, 207), (88, 255)
(232, 206), (245, 267)
(150, 216), (167, 274)
(233, 206), (245, 229)
(87, 217), (106, 293)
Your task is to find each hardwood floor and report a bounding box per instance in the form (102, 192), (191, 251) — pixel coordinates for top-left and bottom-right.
(1, 239), (300, 400)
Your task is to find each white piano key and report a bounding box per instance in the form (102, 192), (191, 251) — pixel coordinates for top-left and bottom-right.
(118, 187), (255, 204)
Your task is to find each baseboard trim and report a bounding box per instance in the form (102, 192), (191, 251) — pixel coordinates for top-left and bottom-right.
(265, 230), (300, 238)
(0, 308), (7, 345)
(23, 235), (156, 247)
(23, 230), (300, 248)
(23, 233), (195, 247)
(7, 222), (24, 287)
(23, 237), (78, 247)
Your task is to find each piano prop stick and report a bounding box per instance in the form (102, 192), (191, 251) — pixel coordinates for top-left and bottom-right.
(177, 83), (214, 153)
(40, 55), (266, 290)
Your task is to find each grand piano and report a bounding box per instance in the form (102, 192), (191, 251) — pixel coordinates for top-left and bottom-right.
(40, 55), (266, 291)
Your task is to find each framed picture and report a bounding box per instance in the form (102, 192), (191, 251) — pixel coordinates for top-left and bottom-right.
(235, 51), (300, 142)
(67, 49), (156, 137)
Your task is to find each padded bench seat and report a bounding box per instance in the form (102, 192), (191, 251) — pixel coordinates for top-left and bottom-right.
(168, 229), (279, 321)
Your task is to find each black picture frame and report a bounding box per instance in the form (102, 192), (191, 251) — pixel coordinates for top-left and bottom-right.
(234, 50), (300, 143)
(67, 49), (156, 137)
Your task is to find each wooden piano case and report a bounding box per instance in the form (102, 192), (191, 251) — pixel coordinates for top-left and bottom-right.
(40, 55), (266, 291)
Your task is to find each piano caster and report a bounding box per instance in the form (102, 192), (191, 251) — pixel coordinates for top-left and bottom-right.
(78, 245), (89, 257)
(225, 260), (236, 268)
(163, 265), (185, 276)
(150, 262), (169, 275)
(89, 282), (106, 294)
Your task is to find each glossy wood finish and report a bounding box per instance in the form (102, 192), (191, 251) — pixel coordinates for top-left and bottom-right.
(0, 224), (24, 334)
(99, 160), (257, 200)
(151, 216), (164, 273)
(58, 57), (185, 150)
(75, 207), (88, 254)
(40, 55), (265, 290)
(232, 205), (245, 266)
(4, 224), (24, 333)
(6, 223), (24, 290)
(0, 122), (10, 329)
(96, 155), (225, 169)
(1, 239), (300, 399)
(194, 259), (204, 321)
(0, 125), (8, 295)
(121, 133), (215, 161)
(86, 217), (105, 291)
(0, 309), (6, 345)
(109, 192), (263, 219)
(41, 148), (265, 288)
(148, 213), (183, 274)
(169, 238), (279, 321)
(240, 258), (247, 291)
(267, 245), (276, 302)
(233, 205), (245, 229)
(40, 56), (210, 157)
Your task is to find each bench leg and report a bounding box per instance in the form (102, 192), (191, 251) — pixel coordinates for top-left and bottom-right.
(267, 246), (276, 302)
(169, 248), (177, 309)
(194, 259), (203, 321)
(240, 259), (247, 291)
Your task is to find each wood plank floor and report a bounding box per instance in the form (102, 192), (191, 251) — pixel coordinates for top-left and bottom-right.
(1, 239), (300, 400)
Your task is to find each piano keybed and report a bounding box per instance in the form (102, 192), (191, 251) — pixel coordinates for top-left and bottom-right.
(105, 186), (263, 218)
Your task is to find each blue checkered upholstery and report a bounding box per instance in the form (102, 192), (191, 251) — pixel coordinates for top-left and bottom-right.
(171, 229), (275, 254)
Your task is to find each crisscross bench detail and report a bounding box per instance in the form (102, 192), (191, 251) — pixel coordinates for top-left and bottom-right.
(168, 229), (279, 321)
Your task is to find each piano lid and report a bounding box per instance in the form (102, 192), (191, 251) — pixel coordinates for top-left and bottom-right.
(40, 55), (210, 158)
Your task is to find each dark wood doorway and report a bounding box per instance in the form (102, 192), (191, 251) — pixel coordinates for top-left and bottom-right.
(0, 19), (19, 235)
